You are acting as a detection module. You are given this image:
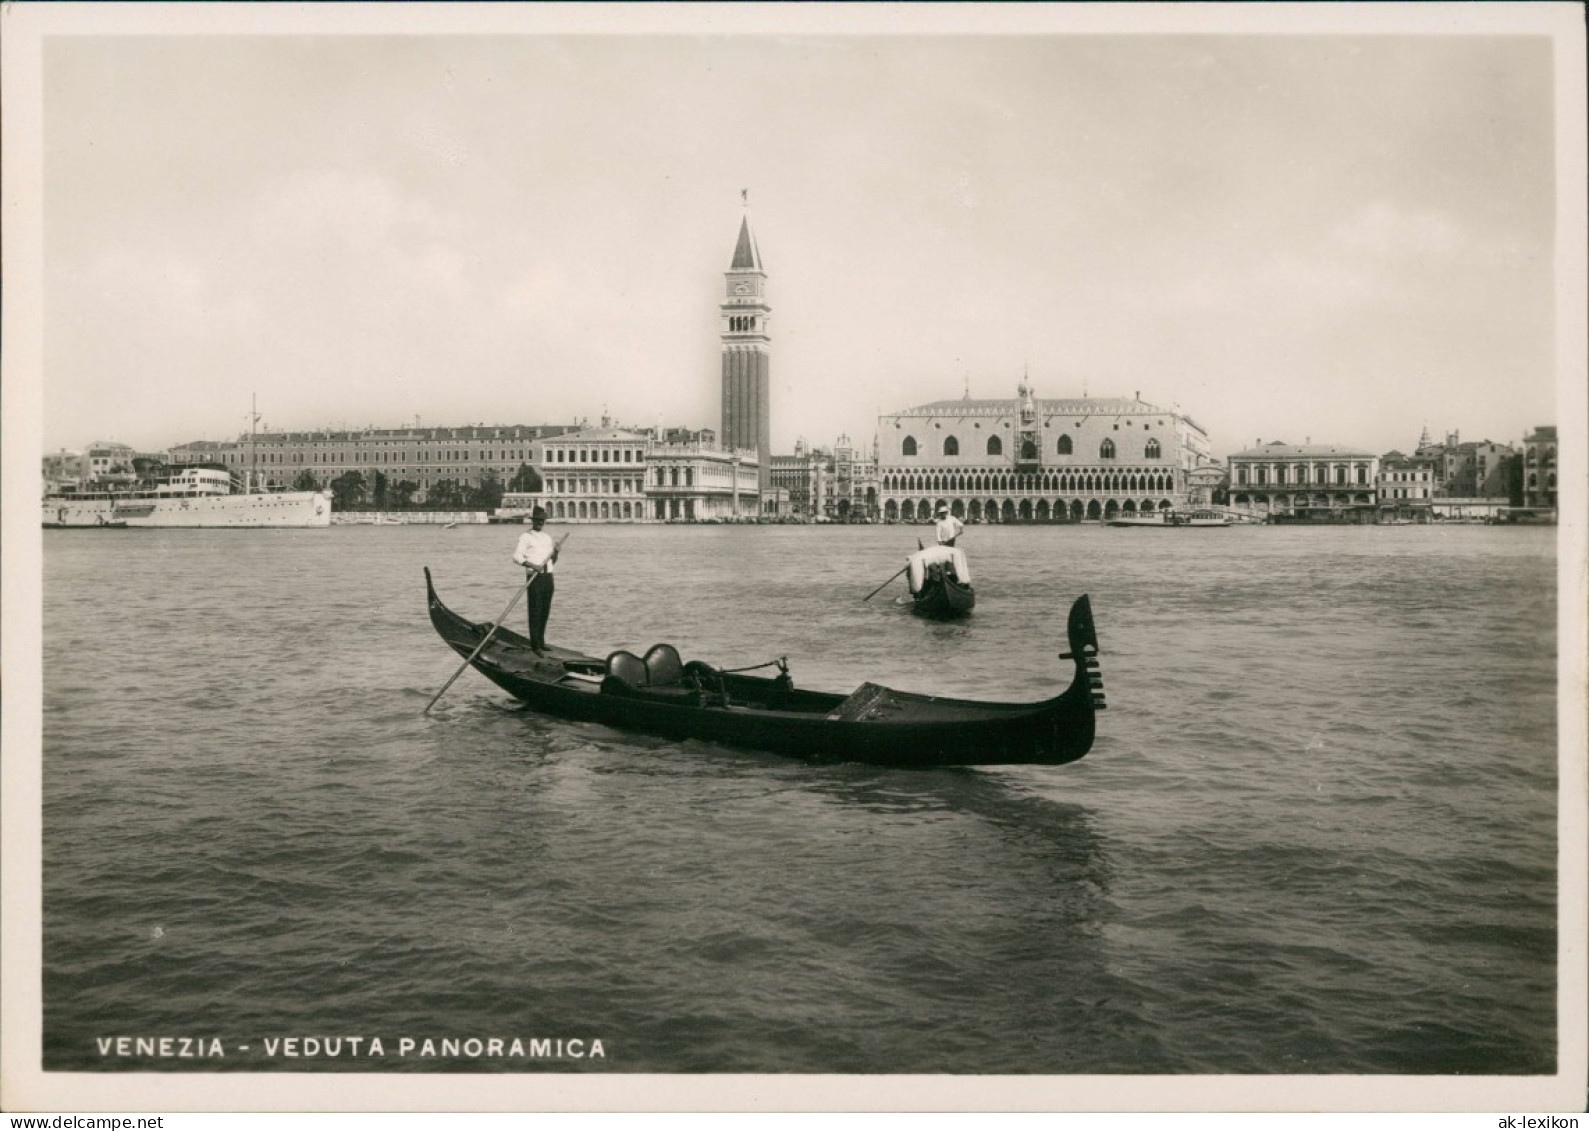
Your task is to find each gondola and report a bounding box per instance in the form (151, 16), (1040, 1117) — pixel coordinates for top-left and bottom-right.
(906, 539), (974, 619)
(425, 568), (1105, 767)
(910, 561), (976, 618)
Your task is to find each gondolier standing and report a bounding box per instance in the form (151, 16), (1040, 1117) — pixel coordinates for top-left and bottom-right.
(511, 506), (559, 654)
(934, 503), (963, 547)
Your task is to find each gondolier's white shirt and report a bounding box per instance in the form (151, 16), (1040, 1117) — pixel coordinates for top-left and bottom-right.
(935, 515), (964, 544)
(513, 529), (557, 574)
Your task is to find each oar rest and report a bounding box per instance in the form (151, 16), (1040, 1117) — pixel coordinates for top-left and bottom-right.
(683, 660), (730, 707)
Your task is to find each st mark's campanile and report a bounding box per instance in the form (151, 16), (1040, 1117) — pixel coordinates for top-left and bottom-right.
(720, 204), (771, 499)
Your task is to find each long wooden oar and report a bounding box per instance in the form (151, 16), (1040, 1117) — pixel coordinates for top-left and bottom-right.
(424, 532), (569, 713)
(863, 564), (909, 601)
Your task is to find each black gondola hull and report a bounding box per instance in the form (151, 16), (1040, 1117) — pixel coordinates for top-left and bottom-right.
(425, 569), (1101, 767)
(910, 566), (975, 619)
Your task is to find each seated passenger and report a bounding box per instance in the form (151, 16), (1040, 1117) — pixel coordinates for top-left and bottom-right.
(907, 544), (971, 593)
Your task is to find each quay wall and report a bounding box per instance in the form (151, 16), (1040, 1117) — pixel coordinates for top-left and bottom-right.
(332, 511), (488, 526)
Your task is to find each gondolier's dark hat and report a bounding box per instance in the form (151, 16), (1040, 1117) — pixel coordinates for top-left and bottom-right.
(531, 506), (547, 523)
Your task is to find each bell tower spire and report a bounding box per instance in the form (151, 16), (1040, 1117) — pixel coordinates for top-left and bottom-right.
(720, 193), (772, 503)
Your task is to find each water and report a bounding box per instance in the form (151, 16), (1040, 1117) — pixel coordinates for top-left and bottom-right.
(40, 523), (1559, 1074)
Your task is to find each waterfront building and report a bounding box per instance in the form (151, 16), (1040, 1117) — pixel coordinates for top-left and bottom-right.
(1376, 449), (1439, 519)
(87, 441), (137, 482)
(1413, 429), (1515, 497)
(534, 419), (760, 522)
(719, 210), (772, 501)
(645, 439), (761, 521)
(43, 449), (93, 494)
(769, 440), (830, 519)
(168, 423), (577, 499)
(769, 434), (880, 521)
(1521, 425), (1557, 512)
(1458, 441), (1514, 498)
(831, 434), (880, 522)
(44, 441), (174, 495)
(1227, 441), (1379, 519)
(1186, 464), (1225, 509)
(538, 423), (652, 522)
(877, 382), (1212, 523)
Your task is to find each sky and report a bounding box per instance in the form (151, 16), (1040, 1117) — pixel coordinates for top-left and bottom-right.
(31, 9), (1570, 461)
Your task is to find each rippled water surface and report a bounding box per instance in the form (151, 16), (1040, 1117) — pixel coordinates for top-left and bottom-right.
(41, 523), (1559, 1074)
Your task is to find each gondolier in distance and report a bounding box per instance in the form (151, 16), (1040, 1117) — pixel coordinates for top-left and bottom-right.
(934, 502), (963, 547)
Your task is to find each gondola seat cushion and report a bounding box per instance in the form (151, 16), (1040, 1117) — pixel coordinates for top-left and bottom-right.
(605, 650), (649, 689)
(644, 644), (685, 687)
(602, 646), (699, 701)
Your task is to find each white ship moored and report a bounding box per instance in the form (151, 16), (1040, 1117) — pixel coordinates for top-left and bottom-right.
(44, 467), (331, 529)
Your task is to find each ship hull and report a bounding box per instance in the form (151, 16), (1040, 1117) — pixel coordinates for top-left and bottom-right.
(43, 492), (331, 529)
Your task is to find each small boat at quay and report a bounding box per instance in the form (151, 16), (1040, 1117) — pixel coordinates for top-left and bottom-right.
(425, 568), (1104, 767)
(1107, 508), (1231, 529)
(43, 467), (331, 529)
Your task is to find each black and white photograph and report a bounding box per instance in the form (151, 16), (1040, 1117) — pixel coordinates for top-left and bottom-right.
(3, 1), (1585, 1117)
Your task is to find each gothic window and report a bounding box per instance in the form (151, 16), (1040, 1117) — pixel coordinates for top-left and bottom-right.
(1144, 438), (1161, 459)
(902, 436), (918, 457)
(1057, 435), (1073, 455)
(987, 435), (1003, 457)
(1100, 439), (1116, 460)
(1021, 440), (1037, 460)
(944, 436), (959, 456)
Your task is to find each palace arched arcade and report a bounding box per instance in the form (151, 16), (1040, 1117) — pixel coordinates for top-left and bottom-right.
(880, 465), (1179, 523)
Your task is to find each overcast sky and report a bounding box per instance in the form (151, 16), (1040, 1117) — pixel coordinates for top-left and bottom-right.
(35, 11), (1567, 460)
